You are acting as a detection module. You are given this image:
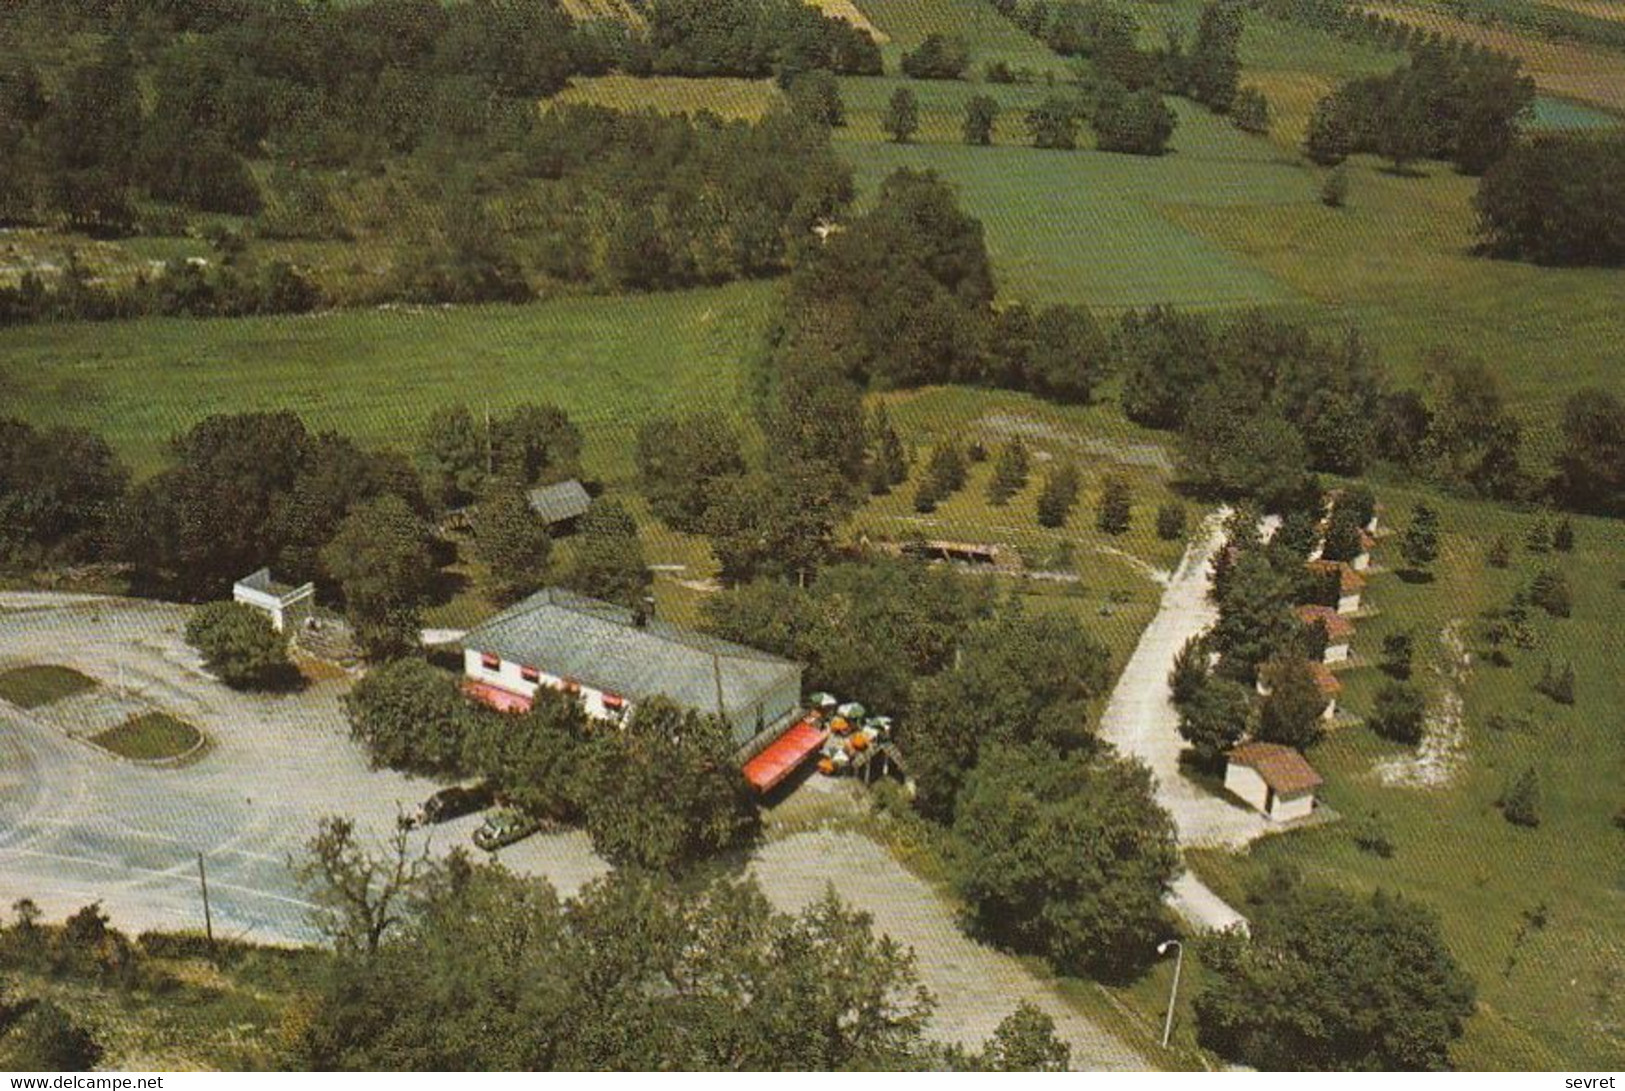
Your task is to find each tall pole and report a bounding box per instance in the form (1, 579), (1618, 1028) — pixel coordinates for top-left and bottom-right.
(198, 853), (214, 951)
(1158, 940), (1184, 1049)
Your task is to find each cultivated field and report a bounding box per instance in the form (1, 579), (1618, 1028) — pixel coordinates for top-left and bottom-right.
(1189, 489), (1625, 1069)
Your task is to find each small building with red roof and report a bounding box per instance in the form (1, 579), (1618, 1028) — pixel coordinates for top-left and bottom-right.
(1305, 559), (1366, 615)
(1296, 604), (1355, 664)
(1225, 741), (1323, 822)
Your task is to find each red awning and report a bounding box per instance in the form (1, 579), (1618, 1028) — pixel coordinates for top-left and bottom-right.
(463, 679), (533, 715)
(743, 718), (826, 794)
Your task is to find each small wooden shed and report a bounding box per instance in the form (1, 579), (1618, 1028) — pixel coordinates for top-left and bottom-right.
(1225, 741), (1323, 822)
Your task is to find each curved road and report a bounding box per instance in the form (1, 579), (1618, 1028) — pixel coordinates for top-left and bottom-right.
(1097, 509), (1257, 932)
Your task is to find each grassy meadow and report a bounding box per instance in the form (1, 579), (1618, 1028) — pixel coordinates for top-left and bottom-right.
(0, 665), (98, 709)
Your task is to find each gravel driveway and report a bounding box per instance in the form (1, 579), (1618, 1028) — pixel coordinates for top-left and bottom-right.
(1097, 510), (1258, 932)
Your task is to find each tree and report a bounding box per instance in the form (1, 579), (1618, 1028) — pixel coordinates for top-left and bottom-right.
(955, 744), (1180, 981)
(322, 495), (436, 660)
(1210, 550), (1296, 680)
(1419, 352), (1524, 500)
(1118, 305), (1216, 430)
(787, 69), (844, 127)
(1188, 1), (1245, 112)
(1256, 657), (1327, 749)
(1320, 165), (1350, 208)
(1231, 86), (1270, 134)
(184, 601), (296, 691)
(1156, 500), (1187, 541)
(963, 94), (1000, 145)
(866, 405), (909, 495)
(343, 658), (474, 775)
(1535, 659), (1576, 705)
(573, 697), (758, 872)
(489, 404), (581, 488)
(471, 487), (552, 604)
(1551, 388), (1625, 516)
(987, 440), (1029, 505)
(1551, 517), (1575, 552)
(296, 863), (945, 1071)
(1305, 97), (1352, 165)
(462, 690), (587, 822)
(634, 412), (747, 533)
(900, 34), (971, 79)
(1036, 462), (1080, 528)
(901, 611), (1112, 820)
(924, 442), (967, 498)
(1380, 630), (1414, 680)
(1528, 567), (1571, 618)
(1177, 675), (1251, 769)
(1025, 95), (1082, 150)
(124, 411), (313, 600)
(703, 465), (845, 585)
(882, 87), (920, 144)
(1169, 634), (1212, 707)
(562, 499), (649, 609)
(418, 404), (488, 510)
(294, 815), (433, 956)
(1096, 476), (1132, 535)
(1027, 303), (1110, 403)
(1194, 886), (1475, 1070)
(1092, 87), (1177, 156)
(1499, 767), (1542, 828)
(1400, 502), (1440, 576)
(1369, 682), (1426, 746)
(0, 419), (128, 566)
(977, 1003), (1071, 1071)
(1474, 134), (1625, 267)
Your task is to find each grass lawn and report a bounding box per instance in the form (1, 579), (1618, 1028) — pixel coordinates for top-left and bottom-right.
(0, 665), (98, 709)
(1187, 486), (1625, 1069)
(90, 712), (205, 762)
(0, 281), (775, 480)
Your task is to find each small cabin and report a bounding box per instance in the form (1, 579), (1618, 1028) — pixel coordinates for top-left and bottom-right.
(1225, 741), (1322, 822)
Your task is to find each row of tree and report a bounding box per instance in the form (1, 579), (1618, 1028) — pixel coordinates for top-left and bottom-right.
(292, 826), (1071, 1070)
(1304, 41), (1536, 175)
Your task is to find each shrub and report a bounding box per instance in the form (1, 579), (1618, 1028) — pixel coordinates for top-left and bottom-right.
(1156, 500), (1187, 541)
(1320, 165), (1349, 208)
(1552, 517), (1575, 552)
(1498, 767), (1542, 828)
(1528, 568), (1571, 618)
(1, 1001), (102, 1070)
(1350, 810), (1395, 857)
(1368, 682), (1426, 746)
(183, 602), (295, 691)
(1380, 631), (1414, 680)
(1095, 476), (1132, 535)
(1535, 659), (1575, 705)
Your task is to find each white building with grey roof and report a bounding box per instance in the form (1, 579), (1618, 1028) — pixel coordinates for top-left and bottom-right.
(460, 587), (803, 750)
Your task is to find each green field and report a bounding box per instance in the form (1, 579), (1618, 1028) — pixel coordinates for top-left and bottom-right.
(90, 712), (205, 762)
(837, 97), (1306, 307)
(1188, 488), (1625, 1069)
(0, 282), (775, 480)
(0, 665), (98, 709)
(858, 0), (1071, 74)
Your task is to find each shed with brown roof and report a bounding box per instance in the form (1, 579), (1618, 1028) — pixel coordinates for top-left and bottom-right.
(1225, 741), (1323, 821)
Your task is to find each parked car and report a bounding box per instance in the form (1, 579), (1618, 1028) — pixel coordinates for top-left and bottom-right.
(416, 782), (494, 826)
(472, 807), (542, 852)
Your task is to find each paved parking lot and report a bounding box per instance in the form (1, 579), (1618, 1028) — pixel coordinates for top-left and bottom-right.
(0, 594), (606, 943)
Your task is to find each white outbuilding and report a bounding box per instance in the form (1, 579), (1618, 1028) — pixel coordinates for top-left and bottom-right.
(1224, 741), (1323, 822)
(232, 568), (316, 633)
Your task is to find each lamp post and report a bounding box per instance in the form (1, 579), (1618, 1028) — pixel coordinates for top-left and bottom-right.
(1157, 939), (1184, 1050)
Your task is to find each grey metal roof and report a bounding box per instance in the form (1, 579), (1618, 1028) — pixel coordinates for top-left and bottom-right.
(462, 588), (802, 733)
(526, 480), (592, 525)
